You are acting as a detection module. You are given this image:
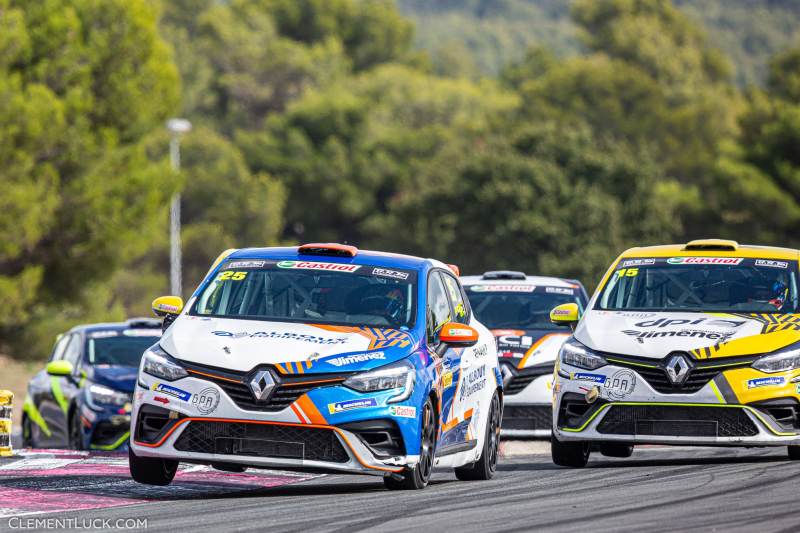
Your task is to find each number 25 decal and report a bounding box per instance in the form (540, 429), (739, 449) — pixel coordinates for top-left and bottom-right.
(218, 271), (248, 281)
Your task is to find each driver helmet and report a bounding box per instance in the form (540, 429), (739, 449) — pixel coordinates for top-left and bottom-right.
(749, 280), (788, 309)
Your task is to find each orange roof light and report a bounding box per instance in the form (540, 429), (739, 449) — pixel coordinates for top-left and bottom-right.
(298, 243), (358, 257)
(447, 264), (460, 276)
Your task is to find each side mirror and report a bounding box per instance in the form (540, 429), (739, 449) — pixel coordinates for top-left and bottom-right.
(439, 322), (479, 347)
(152, 296), (184, 318)
(550, 303), (580, 329)
(46, 360), (74, 376)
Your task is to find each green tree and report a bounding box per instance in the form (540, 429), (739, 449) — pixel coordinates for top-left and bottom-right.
(376, 122), (680, 284)
(238, 64), (518, 243)
(0, 0), (179, 353)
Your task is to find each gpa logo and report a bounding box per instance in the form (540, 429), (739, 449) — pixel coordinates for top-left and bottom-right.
(746, 376), (785, 389)
(605, 370), (636, 400)
(191, 387), (220, 414)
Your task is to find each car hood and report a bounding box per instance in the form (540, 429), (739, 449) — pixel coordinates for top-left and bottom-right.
(161, 316), (419, 373)
(575, 310), (800, 359)
(87, 365), (138, 393)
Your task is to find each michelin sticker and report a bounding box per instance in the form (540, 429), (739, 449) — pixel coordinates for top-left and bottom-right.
(324, 351), (386, 367)
(192, 387), (220, 414)
(747, 377), (785, 389)
(328, 398), (378, 414)
(570, 372), (606, 384)
(389, 405), (416, 418)
(605, 370), (636, 400)
(152, 383), (191, 402)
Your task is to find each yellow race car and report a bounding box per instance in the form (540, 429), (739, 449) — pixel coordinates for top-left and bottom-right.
(550, 239), (800, 466)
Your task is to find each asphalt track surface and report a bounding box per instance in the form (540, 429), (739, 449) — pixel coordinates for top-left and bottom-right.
(3, 444), (800, 533)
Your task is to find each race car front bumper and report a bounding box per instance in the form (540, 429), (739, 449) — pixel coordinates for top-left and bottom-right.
(501, 361), (554, 437)
(130, 373), (417, 476)
(553, 360), (800, 446)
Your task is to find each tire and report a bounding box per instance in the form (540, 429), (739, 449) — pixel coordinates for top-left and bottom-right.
(129, 446), (178, 486)
(551, 436), (590, 468)
(788, 445), (800, 460)
(455, 391), (501, 481)
(68, 409), (84, 451)
(21, 415), (33, 448)
(384, 399), (436, 490)
(599, 443), (634, 458)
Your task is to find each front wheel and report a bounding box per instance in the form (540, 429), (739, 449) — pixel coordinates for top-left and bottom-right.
(68, 409), (84, 450)
(21, 415), (33, 448)
(551, 436), (590, 468)
(129, 446), (178, 486)
(384, 399), (436, 490)
(455, 391), (501, 481)
(788, 445), (800, 460)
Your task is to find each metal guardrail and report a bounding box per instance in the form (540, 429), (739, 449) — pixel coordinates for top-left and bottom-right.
(0, 390), (13, 456)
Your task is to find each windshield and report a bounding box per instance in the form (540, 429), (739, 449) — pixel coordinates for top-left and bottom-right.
(465, 284), (584, 329)
(193, 260), (417, 328)
(598, 257), (800, 313)
(86, 332), (160, 366)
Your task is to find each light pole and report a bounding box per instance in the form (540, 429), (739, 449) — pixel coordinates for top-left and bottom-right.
(166, 118), (192, 297)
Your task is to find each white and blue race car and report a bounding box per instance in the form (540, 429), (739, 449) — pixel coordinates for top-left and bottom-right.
(129, 244), (502, 490)
(462, 271), (588, 437)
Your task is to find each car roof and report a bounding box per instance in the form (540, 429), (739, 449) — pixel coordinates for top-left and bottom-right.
(69, 318), (162, 335)
(226, 246), (439, 271)
(620, 242), (799, 261)
(460, 275), (582, 289)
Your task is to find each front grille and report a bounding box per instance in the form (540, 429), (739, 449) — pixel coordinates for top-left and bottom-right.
(503, 405), (551, 430)
(597, 405), (758, 437)
(174, 421), (349, 462)
(608, 355), (753, 394)
(505, 363), (553, 395)
(182, 361), (347, 412)
(208, 378), (319, 412)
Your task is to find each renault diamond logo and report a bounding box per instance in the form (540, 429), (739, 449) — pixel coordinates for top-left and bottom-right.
(249, 370), (275, 401)
(665, 354), (691, 385)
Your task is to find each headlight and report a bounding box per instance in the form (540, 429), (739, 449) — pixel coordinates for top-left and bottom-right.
(559, 338), (607, 370)
(343, 360), (415, 403)
(753, 345), (800, 374)
(141, 344), (188, 381)
(85, 384), (130, 410)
